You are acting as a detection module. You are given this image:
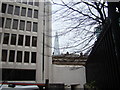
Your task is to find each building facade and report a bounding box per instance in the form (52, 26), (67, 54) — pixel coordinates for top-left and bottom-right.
(0, 0), (52, 83)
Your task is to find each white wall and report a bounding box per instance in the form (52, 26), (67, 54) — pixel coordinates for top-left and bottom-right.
(51, 65), (86, 88)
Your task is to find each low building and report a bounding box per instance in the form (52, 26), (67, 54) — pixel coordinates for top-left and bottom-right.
(51, 52), (87, 89)
(52, 52), (87, 66)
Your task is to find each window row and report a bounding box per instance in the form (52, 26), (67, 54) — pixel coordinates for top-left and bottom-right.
(0, 17), (38, 32)
(2, 49), (36, 63)
(2, 3), (38, 18)
(2, 33), (37, 47)
(17, 0), (39, 6)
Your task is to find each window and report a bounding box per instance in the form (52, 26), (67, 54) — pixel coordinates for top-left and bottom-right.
(33, 22), (38, 32)
(18, 35), (24, 46)
(34, 10), (38, 18)
(31, 52), (36, 63)
(7, 5), (13, 14)
(22, 0), (27, 4)
(0, 17), (4, 28)
(5, 18), (12, 29)
(22, 2), (27, 4)
(32, 36), (37, 47)
(0, 33), (2, 44)
(34, 1), (39, 6)
(19, 20), (25, 30)
(27, 8), (32, 18)
(12, 19), (18, 29)
(11, 34), (16, 45)
(14, 6), (20, 15)
(3, 33), (9, 44)
(21, 7), (26, 16)
(17, 51), (22, 62)
(24, 51), (29, 63)
(2, 49), (8, 62)
(2, 3), (7, 13)
(28, 0), (33, 5)
(26, 21), (31, 31)
(25, 35), (30, 46)
(9, 50), (15, 62)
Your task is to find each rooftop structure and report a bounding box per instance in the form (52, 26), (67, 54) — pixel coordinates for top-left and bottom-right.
(52, 52), (87, 65)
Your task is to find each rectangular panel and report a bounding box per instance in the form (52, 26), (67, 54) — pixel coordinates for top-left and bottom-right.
(3, 33), (9, 44)
(2, 49), (8, 62)
(17, 51), (22, 62)
(9, 50), (15, 62)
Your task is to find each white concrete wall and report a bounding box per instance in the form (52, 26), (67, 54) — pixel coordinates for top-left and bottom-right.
(52, 65), (86, 88)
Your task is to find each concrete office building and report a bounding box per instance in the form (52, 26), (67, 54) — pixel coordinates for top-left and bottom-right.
(0, 0), (52, 83)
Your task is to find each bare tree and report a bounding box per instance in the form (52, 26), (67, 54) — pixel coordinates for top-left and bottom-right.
(51, 0), (108, 54)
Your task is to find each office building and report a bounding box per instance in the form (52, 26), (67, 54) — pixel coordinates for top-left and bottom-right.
(0, 0), (52, 83)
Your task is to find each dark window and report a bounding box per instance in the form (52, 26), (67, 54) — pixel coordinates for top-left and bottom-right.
(21, 7), (26, 16)
(32, 36), (37, 47)
(22, 1), (27, 4)
(12, 19), (18, 29)
(26, 21), (31, 31)
(0, 17), (4, 28)
(14, 6), (20, 15)
(5, 18), (12, 29)
(18, 35), (24, 46)
(19, 20), (25, 30)
(3, 33), (9, 44)
(2, 49), (8, 62)
(24, 51), (29, 63)
(11, 34), (16, 45)
(7, 5), (13, 14)
(28, 0), (33, 5)
(27, 8), (32, 18)
(34, 10), (38, 18)
(9, 50), (15, 62)
(34, 1), (39, 6)
(25, 35), (30, 46)
(2, 3), (7, 13)
(31, 52), (36, 63)
(0, 33), (2, 44)
(17, 51), (22, 62)
(33, 22), (38, 32)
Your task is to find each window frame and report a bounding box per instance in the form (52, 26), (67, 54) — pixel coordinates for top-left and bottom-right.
(31, 52), (36, 63)
(3, 33), (9, 44)
(7, 4), (14, 14)
(18, 34), (24, 46)
(32, 36), (37, 47)
(21, 7), (26, 16)
(10, 34), (17, 45)
(19, 20), (25, 30)
(9, 50), (15, 62)
(27, 8), (32, 18)
(33, 22), (38, 32)
(16, 51), (22, 62)
(5, 18), (12, 29)
(2, 49), (8, 62)
(12, 19), (18, 30)
(14, 6), (20, 16)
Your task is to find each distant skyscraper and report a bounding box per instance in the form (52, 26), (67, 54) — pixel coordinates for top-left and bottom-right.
(54, 32), (60, 55)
